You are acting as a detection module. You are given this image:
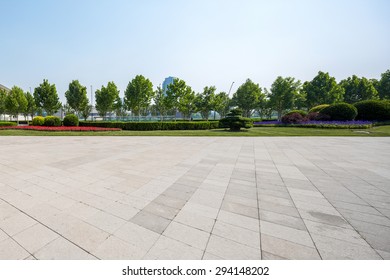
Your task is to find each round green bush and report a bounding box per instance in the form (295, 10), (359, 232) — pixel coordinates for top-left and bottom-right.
(44, 116), (61, 127)
(63, 114), (79, 126)
(320, 103), (358, 121)
(219, 109), (253, 131)
(354, 100), (390, 121)
(32, 116), (45, 126)
(309, 104), (330, 113)
(284, 110), (307, 117)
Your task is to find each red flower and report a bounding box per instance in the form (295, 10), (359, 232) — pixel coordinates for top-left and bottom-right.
(0, 126), (121, 131)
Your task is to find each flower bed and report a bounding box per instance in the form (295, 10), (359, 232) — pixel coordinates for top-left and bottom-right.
(0, 126), (121, 131)
(254, 120), (372, 129)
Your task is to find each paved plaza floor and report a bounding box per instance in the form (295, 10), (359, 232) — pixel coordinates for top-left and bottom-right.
(0, 136), (389, 260)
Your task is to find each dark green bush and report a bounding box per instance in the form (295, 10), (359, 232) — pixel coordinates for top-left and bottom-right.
(219, 109), (253, 131)
(44, 116), (61, 127)
(32, 116), (45, 126)
(284, 110), (307, 117)
(309, 104), (329, 113)
(79, 121), (219, 131)
(63, 114), (79, 126)
(0, 122), (17, 127)
(320, 103), (357, 121)
(354, 100), (390, 121)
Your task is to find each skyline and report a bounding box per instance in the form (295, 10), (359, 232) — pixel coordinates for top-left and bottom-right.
(1, 0), (389, 102)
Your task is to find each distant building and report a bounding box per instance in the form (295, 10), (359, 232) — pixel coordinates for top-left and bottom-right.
(162, 76), (176, 94)
(0, 84), (10, 92)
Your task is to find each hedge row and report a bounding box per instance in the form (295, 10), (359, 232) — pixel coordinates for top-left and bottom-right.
(79, 121), (220, 131)
(0, 122), (17, 127)
(253, 123), (372, 129)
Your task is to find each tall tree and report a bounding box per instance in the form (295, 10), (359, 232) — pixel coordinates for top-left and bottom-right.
(81, 103), (92, 121)
(166, 78), (192, 120)
(339, 75), (378, 103)
(95, 81), (119, 119)
(113, 97), (127, 120)
(0, 89), (7, 121)
(5, 86), (28, 124)
(124, 75), (154, 120)
(65, 80), (88, 116)
(303, 71), (344, 108)
(214, 91), (231, 119)
(268, 76), (301, 120)
(378, 69), (390, 100)
(25, 92), (37, 120)
(178, 90), (196, 120)
(153, 86), (167, 121)
(195, 86), (216, 120)
(232, 79), (262, 117)
(33, 79), (61, 115)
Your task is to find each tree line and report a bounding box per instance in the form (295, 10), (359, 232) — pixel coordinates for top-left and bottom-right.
(1, 70), (389, 122)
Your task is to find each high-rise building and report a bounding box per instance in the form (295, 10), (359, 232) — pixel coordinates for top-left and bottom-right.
(162, 76), (176, 93)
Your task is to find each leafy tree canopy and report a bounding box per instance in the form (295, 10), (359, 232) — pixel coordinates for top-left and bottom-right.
(232, 79), (262, 117)
(33, 79), (61, 115)
(95, 81), (119, 118)
(65, 80), (88, 115)
(340, 75), (378, 103)
(124, 75), (154, 117)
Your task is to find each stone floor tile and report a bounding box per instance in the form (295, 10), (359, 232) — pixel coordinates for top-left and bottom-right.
(205, 234), (261, 260)
(259, 201), (301, 218)
(144, 236), (203, 260)
(0, 238), (30, 260)
(217, 210), (259, 232)
(261, 251), (287, 260)
(100, 201), (139, 221)
(0, 212), (37, 236)
(114, 221), (160, 251)
(34, 238), (97, 260)
(261, 234), (321, 260)
(202, 252), (224, 260)
(142, 202), (180, 220)
(212, 220), (260, 249)
(221, 200), (258, 219)
(13, 223), (59, 254)
(173, 210), (215, 232)
(163, 221), (210, 250)
(130, 211), (171, 234)
(93, 235), (147, 259)
(260, 210), (306, 231)
(298, 209), (353, 229)
(86, 210), (126, 234)
(154, 194), (187, 209)
(376, 250), (390, 260)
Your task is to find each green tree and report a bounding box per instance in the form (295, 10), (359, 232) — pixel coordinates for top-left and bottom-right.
(65, 80), (88, 116)
(232, 79), (262, 117)
(303, 71), (344, 108)
(113, 97), (127, 120)
(5, 86), (28, 124)
(0, 89), (7, 121)
(214, 91), (231, 119)
(378, 69), (390, 100)
(95, 81), (119, 119)
(81, 103), (92, 121)
(195, 86), (216, 120)
(268, 76), (301, 120)
(166, 78), (192, 120)
(25, 92), (37, 120)
(63, 103), (75, 115)
(339, 75), (378, 103)
(124, 75), (154, 120)
(33, 79), (61, 115)
(179, 90), (197, 120)
(153, 86), (167, 121)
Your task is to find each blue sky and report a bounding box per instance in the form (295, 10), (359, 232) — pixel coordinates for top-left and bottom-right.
(1, 0), (389, 102)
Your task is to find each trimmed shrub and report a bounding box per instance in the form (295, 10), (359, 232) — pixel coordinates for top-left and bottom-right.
(44, 116), (61, 127)
(63, 114), (79, 126)
(354, 100), (390, 121)
(281, 112), (305, 124)
(78, 121), (219, 131)
(0, 121), (17, 127)
(32, 116), (45, 126)
(320, 103), (357, 121)
(309, 104), (330, 113)
(306, 112), (331, 121)
(284, 110), (307, 117)
(219, 109), (253, 131)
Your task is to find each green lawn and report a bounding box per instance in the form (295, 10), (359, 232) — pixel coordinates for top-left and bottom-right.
(1, 125), (390, 136)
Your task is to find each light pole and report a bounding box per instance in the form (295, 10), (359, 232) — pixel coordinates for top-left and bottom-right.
(228, 81), (235, 97)
(90, 85), (93, 121)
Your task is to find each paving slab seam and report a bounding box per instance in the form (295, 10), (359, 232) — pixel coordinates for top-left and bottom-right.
(253, 139), (263, 259)
(264, 141), (323, 260)
(293, 147), (385, 259)
(0, 197), (101, 260)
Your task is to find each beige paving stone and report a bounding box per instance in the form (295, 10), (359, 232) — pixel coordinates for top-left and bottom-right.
(261, 234), (321, 260)
(0, 238), (30, 260)
(143, 202), (180, 220)
(163, 221), (210, 250)
(34, 238), (97, 260)
(260, 210), (306, 231)
(130, 211), (171, 234)
(93, 235), (147, 259)
(86, 210), (126, 234)
(202, 252), (224, 260)
(173, 210), (215, 232)
(212, 220), (260, 249)
(0, 212), (37, 236)
(260, 220), (315, 247)
(261, 251), (287, 260)
(13, 223), (59, 254)
(144, 236), (203, 260)
(217, 210), (259, 232)
(0, 230), (8, 242)
(221, 200), (258, 219)
(114, 221), (160, 251)
(206, 234), (261, 260)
